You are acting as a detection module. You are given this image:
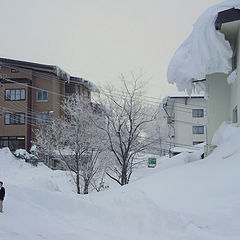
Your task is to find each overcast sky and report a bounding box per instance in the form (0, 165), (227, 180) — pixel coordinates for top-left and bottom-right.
(0, 0), (221, 100)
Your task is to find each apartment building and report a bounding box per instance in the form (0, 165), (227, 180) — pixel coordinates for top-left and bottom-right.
(0, 58), (97, 151)
(161, 95), (207, 150)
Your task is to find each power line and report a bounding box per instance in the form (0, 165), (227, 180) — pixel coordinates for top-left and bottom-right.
(0, 65), (208, 127)
(1, 63), (93, 97)
(1, 64), (207, 112)
(1, 77), (67, 98)
(1, 63), (207, 111)
(0, 89), (41, 117)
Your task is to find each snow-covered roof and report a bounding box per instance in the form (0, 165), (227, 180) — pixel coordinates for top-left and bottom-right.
(70, 76), (99, 92)
(170, 143), (204, 153)
(0, 57), (99, 92)
(170, 147), (195, 153)
(167, 1), (240, 94)
(167, 94), (204, 99)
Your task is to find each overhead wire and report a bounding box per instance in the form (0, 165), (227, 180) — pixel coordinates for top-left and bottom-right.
(0, 64), (208, 129)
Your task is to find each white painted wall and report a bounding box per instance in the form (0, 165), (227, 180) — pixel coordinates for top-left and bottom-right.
(206, 73), (230, 144)
(206, 25), (240, 144)
(165, 97), (207, 148)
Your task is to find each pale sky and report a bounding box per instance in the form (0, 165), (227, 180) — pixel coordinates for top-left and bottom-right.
(0, 0), (221, 101)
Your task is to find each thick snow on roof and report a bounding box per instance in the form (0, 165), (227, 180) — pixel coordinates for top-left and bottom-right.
(71, 76), (99, 92)
(167, 94), (204, 98)
(170, 143), (204, 154)
(55, 66), (99, 92)
(167, 0), (240, 94)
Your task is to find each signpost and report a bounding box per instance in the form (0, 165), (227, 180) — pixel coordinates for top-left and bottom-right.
(148, 157), (157, 168)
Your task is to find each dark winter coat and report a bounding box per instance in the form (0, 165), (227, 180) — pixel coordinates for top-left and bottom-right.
(0, 187), (5, 201)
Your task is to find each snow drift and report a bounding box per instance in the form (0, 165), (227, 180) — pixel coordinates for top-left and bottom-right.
(1, 122), (240, 239)
(167, 0), (240, 94)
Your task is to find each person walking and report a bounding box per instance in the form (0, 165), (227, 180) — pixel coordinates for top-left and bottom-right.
(0, 181), (5, 213)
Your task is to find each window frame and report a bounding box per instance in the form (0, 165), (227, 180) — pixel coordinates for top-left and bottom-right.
(4, 113), (26, 125)
(36, 112), (49, 125)
(0, 136), (25, 150)
(36, 90), (48, 102)
(5, 89), (26, 101)
(11, 68), (19, 73)
(192, 126), (204, 135)
(192, 109), (204, 118)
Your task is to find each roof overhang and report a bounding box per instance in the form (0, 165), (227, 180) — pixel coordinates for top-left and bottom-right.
(215, 8), (240, 45)
(0, 57), (98, 91)
(215, 8), (240, 30)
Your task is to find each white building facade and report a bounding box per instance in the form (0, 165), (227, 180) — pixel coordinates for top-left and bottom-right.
(166, 4), (240, 156)
(162, 96), (207, 150)
(207, 9), (240, 145)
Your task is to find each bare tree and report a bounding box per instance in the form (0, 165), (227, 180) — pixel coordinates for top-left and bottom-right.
(34, 94), (106, 194)
(96, 73), (157, 185)
(33, 118), (57, 165)
(56, 94), (107, 194)
(143, 116), (169, 156)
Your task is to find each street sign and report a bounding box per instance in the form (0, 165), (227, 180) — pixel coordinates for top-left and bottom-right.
(148, 157), (157, 168)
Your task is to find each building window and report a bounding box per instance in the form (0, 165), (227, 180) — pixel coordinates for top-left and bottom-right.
(11, 68), (19, 73)
(5, 89), (26, 101)
(37, 90), (48, 102)
(36, 112), (49, 125)
(0, 136), (25, 150)
(192, 109), (204, 118)
(193, 126), (204, 134)
(233, 106), (238, 123)
(4, 113), (25, 125)
(193, 141), (204, 145)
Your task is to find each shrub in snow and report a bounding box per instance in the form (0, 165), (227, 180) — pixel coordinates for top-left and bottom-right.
(14, 149), (38, 166)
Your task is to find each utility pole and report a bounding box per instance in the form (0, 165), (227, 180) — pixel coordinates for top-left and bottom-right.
(46, 110), (54, 168)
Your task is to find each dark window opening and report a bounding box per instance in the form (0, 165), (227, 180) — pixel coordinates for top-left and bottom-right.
(192, 109), (204, 118)
(37, 90), (48, 101)
(4, 113), (25, 125)
(5, 89), (26, 101)
(36, 112), (49, 125)
(11, 68), (19, 73)
(193, 126), (204, 134)
(0, 136), (25, 150)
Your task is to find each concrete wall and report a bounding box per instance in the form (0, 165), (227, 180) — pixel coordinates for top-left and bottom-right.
(206, 26), (240, 144)
(166, 97), (207, 147)
(0, 62), (93, 151)
(206, 73), (230, 143)
(32, 72), (62, 119)
(235, 28), (240, 124)
(0, 83), (28, 139)
(0, 66), (32, 149)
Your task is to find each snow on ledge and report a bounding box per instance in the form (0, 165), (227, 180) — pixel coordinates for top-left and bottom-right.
(167, 0), (240, 94)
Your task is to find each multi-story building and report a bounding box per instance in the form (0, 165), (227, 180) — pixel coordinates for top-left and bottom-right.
(0, 58), (97, 151)
(161, 95), (207, 151)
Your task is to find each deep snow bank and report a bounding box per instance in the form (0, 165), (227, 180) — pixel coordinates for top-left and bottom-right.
(0, 122), (240, 240)
(167, 0), (240, 94)
(0, 148), (74, 193)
